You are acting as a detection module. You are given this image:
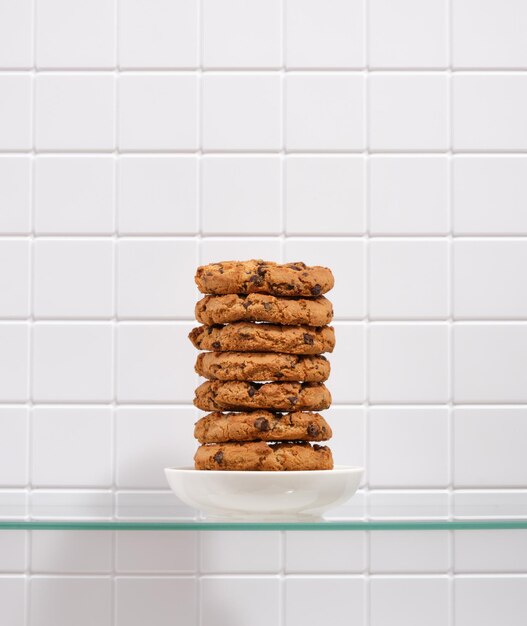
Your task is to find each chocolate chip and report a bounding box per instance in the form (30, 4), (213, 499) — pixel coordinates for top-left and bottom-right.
(254, 417), (270, 432)
(307, 423), (320, 437)
(311, 284), (322, 296)
(248, 385), (256, 397)
(212, 341), (221, 350)
(303, 333), (314, 345)
(288, 396), (298, 405)
(275, 371), (284, 378)
(286, 284), (294, 290)
(207, 326), (214, 334)
(213, 450), (224, 464)
(249, 274), (264, 286)
(313, 444), (322, 451)
(242, 300), (251, 309)
(287, 263), (302, 271)
(263, 302), (272, 311)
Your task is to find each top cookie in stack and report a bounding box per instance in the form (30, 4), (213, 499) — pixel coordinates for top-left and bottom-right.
(189, 260), (336, 471)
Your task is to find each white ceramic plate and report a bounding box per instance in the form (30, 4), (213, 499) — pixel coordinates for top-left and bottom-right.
(164, 466), (363, 520)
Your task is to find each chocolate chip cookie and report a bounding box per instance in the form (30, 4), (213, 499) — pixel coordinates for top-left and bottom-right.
(195, 351), (330, 382)
(195, 293), (333, 327)
(193, 380), (332, 412)
(194, 441), (334, 471)
(195, 260), (334, 297)
(189, 322), (335, 355)
(194, 410), (332, 443)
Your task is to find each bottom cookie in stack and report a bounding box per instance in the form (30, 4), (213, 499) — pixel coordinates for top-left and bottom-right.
(193, 410), (334, 471)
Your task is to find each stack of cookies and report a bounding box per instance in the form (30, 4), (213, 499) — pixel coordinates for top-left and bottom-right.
(189, 260), (336, 471)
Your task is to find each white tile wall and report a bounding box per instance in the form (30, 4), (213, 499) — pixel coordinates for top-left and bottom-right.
(1, 0), (526, 624)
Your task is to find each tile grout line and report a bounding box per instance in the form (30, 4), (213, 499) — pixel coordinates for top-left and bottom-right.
(447, 1), (456, 624)
(196, 0), (204, 622)
(364, 0), (371, 623)
(25, 0), (38, 621)
(111, 0), (121, 623)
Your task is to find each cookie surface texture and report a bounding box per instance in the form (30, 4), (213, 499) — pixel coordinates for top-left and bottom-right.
(194, 441), (334, 470)
(195, 260), (334, 296)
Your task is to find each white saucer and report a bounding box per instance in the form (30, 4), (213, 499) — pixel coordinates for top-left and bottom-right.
(164, 466), (363, 520)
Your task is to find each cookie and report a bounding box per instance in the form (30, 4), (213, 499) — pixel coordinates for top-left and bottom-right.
(195, 260), (334, 296)
(194, 410), (332, 443)
(194, 441), (334, 471)
(195, 352), (330, 382)
(194, 380), (332, 412)
(195, 293), (333, 327)
(189, 322), (335, 355)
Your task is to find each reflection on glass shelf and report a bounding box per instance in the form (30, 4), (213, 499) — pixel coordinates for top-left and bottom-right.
(1, 491), (527, 530)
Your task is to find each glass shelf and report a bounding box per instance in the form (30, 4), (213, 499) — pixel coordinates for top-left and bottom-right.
(1, 492), (527, 531)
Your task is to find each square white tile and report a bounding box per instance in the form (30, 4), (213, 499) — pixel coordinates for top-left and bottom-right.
(0, 74), (32, 149)
(35, 156), (115, 234)
(202, 156), (281, 235)
(35, 74), (114, 150)
(201, 577), (280, 626)
(452, 0), (527, 68)
(116, 407), (196, 488)
(454, 530), (527, 573)
(369, 156), (449, 235)
(286, 156), (365, 235)
(202, 74), (281, 151)
(370, 577), (449, 626)
(0, 0), (32, 68)
(34, 239), (114, 318)
(286, 531), (366, 573)
(284, 238), (366, 320)
(0, 239), (29, 317)
(201, 532), (280, 573)
(36, 0), (115, 68)
(369, 0), (448, 68)
(455, 578), (527, 626)
(454, 240), (527, 318)
(453, 324), (527, 402)
(324, 323), (366, 403)
(369, 239), (449, 319)
(119, 0), (198, 69)
(454, 408), (527, 488)
(0, 157), (31, 234)
(116, 578), (196, 626)
(369, 408), (449, 487)
(369, 74), (448, 151)
(116, 531), (197, 573)
(31, 531), (112, 573)
(118, 74), (198, 151)
(453, 74), (527, 150)
(0, 323), (29, 401)
(33, 324), (113, 402)
(203, 0), (281, 68)
(200, 238), (282, 265)
(370, 531), (450, 573)
(453, 157), (527, 234)
(118, 156), (197, 234)
(0, 531), (26, 572)
(369, 324), (449, 403)
(30, 577), (111, 626)
(117, 239), (197, 318)
(286, 74), (365, 150)
(0, 407), (28, 487)
(286, 578), (365, 626)
(32, 407), (112, 487)
(0, 578), (25, 626)
(324, 407), (365, 476)
(116, 323), (196, 402)
(286, 0), (365, 68)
